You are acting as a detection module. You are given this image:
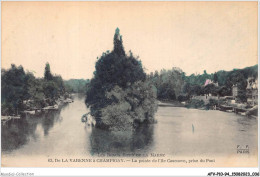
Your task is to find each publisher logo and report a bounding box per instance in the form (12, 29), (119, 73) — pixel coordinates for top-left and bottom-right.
(237, 145), (249, 154)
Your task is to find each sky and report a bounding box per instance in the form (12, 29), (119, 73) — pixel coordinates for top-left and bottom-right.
(2, 2), (258, 80)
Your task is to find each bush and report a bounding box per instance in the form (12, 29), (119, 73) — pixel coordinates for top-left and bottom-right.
(101, 81), (158, 131)
(186, 99), (205, 109)
(177, 95), (189, 102)
(205, 99), (218, 110)
(157, 83), (176, 100)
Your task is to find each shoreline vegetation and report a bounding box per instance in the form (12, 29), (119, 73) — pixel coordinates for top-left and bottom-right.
(2, 28), (258, 129)
(1, 63), (76, 122)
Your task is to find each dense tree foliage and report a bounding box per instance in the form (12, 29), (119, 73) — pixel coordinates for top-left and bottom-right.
(225, 71), (247, 102)
(1, 63), (66, 115)
(147, 65), (257, 103)
(1, 65), (29, 115)
(64, 79), (90, 93)
(101, 82), (157, 131)
(183, 65), (257, 102)
(85, 28), (157, 130)
(148, 68), (184, 101)
(26, 72), (45, 108)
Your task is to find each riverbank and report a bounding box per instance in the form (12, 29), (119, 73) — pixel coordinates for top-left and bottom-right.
(158, 100), (185, 107)
(159, 99), (258, 119)
(1, 94), (75, 125)
(25, 96), (73, 113)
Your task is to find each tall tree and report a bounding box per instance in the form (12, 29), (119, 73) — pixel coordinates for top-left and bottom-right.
(213, 72), (218, 83)
(44, 62), (53, 81)
(85, 28), (156, 130)
(113, 28), (125, 56)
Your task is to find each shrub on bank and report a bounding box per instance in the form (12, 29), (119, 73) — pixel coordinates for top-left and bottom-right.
(186, 99), (205, 109)
(101, 82), (158, 131)
(205, 99), (218, 110)
(177, 95), (189, 102)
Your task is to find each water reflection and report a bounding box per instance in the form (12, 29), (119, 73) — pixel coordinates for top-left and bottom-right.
(1, 95), (258, 158)
(41, 110), (62, 136)
(1, 108), (64, 152)
(2, 118), (37, 152)
(90, 124), (154, 154)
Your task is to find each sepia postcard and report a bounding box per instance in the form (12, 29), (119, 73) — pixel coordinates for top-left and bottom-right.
(1, 1), (259, 173)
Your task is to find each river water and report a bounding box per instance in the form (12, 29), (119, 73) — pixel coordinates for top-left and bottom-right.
(1, 94), (258, 164)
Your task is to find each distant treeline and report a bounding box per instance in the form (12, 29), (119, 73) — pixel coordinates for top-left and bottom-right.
(148, 64), (258, 103)
(1, 63), (66, 115)
(64, 79), (90, 93)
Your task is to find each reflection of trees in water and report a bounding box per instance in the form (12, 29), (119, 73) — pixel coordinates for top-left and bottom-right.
(236, 116), (257, 132)
(1, 109), (63, 152)
(40, 110), (61, 136)
(89, 124), (154, 155)
(1, 118), (38, 151)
